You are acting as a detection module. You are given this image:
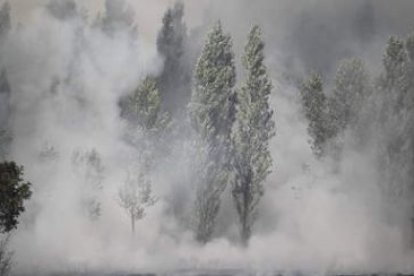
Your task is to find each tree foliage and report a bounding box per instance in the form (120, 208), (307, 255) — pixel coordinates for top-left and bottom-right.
(0, 162), (32, 233)
(300, 59), (371, 157)
(156, 2), (191, 117)
(382, 37), (407, 91)
(120, 77), (169, 135)
(374, 36), (414, 205)
(119, 78), (167, 234)
(189, 21), (236, 243)
(120, 77), (171, 164)
(330, 59), (371, 134)
(231, 25), (275, 244)
(300, 74), (332, 157)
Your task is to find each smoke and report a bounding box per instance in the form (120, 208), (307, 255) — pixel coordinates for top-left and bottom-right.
(1, 0), (414, 275)
(3, 4), (164, 274)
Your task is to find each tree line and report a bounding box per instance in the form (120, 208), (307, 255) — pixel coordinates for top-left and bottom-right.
(300, 32), (414, 246)
(120, 7), (275, 244)
(2, 1), (414, 275)
(0, 0), (275, 262)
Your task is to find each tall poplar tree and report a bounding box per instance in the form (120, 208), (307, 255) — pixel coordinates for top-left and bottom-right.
(231, 25), (275, 245)
(189, 22), (236, 243)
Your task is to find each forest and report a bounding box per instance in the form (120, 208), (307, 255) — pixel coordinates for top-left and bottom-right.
(1, 0), (414, 275)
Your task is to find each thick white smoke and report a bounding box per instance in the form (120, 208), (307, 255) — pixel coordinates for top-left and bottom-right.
(1, 1), (414, 275)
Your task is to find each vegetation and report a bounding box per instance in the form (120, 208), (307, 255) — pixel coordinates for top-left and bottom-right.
(156, 2), (191, 118)
(0, 162), (32, 233)
(189, 21), (236, 243)
(118, 170), (157, 234)
(231, 26), (275, 245)
(0, 162), (32, 276)
(300, 74), (332, 157)
(4, 0), (414, 266)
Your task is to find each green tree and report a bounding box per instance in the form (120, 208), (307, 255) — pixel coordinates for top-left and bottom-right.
(0, 162), (32, 233)
(375, 35), (414, 247)
(376, 37), (409, 124)
(300, 74), (332, 157)
(377, 37), (410, 191)
(189, 21), (236, 243)
(231, 25), (275, 245)
(382, 37), (407, 91)
(156, 2), (191, 118)
(301, 60), (372, 159)
(120, 77), (170, 158)
(120, 77), (170, 136)
(329, 59), (371, 137)
(120, 77), (170, 180)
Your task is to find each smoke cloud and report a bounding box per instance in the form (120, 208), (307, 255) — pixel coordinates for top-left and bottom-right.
(1, 0), (414, 275)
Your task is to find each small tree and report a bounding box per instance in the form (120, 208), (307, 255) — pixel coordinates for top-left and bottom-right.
(189, 21), (236, 243)
(118, 170), (157, 234)
(120, 77), (169, 134)
(120, 77), (170, 163)
(118, 78), (167, 235)
(231, 25), (275, 245)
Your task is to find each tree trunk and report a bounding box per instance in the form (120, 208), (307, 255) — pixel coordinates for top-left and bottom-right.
(240, 177), (251, 246)
(240, 222), (250, 247)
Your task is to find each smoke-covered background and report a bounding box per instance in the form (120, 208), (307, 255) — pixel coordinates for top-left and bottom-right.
(1, 0), (414, 275)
